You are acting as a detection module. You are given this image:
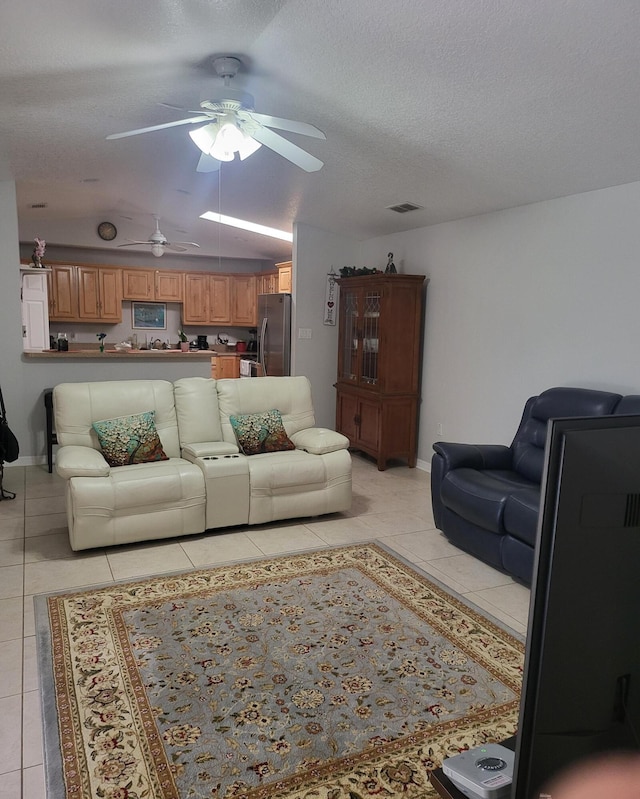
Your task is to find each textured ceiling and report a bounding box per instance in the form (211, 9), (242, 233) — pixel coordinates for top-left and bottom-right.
(3, 0), (640, 262)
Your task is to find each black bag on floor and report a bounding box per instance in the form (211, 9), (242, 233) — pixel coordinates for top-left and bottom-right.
(0, 387), (19, 463)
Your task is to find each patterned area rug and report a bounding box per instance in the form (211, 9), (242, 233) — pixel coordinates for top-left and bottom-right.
(36, 543), (524, 799)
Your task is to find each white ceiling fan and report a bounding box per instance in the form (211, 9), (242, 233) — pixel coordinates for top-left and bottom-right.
(107, 56), (326, 173)
(118, 216), (200, 257)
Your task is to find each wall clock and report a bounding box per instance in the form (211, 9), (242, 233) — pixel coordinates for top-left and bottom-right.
(97, 221), (117, 241)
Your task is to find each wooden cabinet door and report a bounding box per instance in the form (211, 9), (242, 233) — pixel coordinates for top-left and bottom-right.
(183, 274), (210, 324)
(77, 266), (100, 319)
(210, 275), (232, 323)
(48, 265), (78, 320)
(219, 355), (240, 378)
(210, 354), (240, 379)
(155, 270), (183, 302)
(336, 390), (359, 444)
(257, 271), (278, 294)
(232, 274), (256, 325)
(276, 261), (292, 293)
(357, 396), (381, 452)
(122, 269), (154, 300)
(78, 266), (122, 320)
(99, 267), (123, 321)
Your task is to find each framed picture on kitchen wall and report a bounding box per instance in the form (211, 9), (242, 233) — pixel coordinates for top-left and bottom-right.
(132, 302), (167, 329)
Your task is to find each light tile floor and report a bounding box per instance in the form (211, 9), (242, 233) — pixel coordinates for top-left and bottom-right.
(0, 455), (530, 798)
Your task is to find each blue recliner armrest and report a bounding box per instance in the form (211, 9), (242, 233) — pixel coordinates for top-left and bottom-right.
(431, 443), (513, 530)
(432, 442), (513, 471)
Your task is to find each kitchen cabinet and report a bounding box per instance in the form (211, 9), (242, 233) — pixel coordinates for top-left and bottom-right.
(183, 273), (210, 323)
(183, 272), (257, 326)
(210, 353), (240, 379)
(47, 263), (122, 323)
(77, 265), (123, 322)
(257, 270), (278, 295)
(210, 275), (232, 323)
(232, 274), (256, 325)
(122, 268), (154, 300)
(276, 261), (292, 293)
(122, 268), (184, 302)
(155, 270), (183, 302)
(183, 273), (233, 325)
(335, 273), (426, 469)
(48, 264), (79, 321)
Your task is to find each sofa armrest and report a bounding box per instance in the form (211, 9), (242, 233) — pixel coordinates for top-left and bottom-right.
(290, 428), (350, 455)
(432, 442), (512, 471)
(181, 441), (239, 459)
(55, 445), (110, 479)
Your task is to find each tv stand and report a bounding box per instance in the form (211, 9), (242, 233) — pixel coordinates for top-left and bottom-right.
(429, 737), (516, 799)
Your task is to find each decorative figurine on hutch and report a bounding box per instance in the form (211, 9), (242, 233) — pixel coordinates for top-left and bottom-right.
(385, 252), (397, 274)
(31, 237), (46, 268)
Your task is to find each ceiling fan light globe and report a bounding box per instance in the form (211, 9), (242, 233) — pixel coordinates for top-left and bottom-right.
(209, 121), (247, 161)
(189, 123), (220, 155)
(210, 143), (236, 161)
(238, 136), (262, 160)
(151, 243), (164, 257)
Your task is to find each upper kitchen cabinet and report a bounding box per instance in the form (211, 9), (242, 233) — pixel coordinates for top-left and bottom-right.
(232, 274), (256, 326)
(335, 273), (426, 470)
(77, 266), (123, 322)
(48, 264), (79, 321)
(155, 270), (183, 302)
(183, 272), (257, 326)
(256, 269), (278, 295)
(210, 275), (232, 324)
(183, 273), (210, 324)
(276, 261), (292, 294)
(122, 268), (184, 302)
(47, 263), (122, 323)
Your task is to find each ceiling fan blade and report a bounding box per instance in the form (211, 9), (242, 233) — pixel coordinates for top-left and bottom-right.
(245, 112), (326, 140)
(171, 241), (201, 248)
(106, 115), (211, 140)
(164, 244), (188, 252)
(159, 102), (203, 115)
(249, 126), (324, 172)
(116, 240), (154, 247)
(196, 153), (221, 173)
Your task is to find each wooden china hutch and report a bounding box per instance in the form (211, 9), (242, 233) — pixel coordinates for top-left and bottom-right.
(335, 273), (426, 470)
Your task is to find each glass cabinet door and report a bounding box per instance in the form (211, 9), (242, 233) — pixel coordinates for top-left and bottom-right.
(338, 285), (381, 387)
(360, 288), (380, 385)
(339, 288), (359, 382)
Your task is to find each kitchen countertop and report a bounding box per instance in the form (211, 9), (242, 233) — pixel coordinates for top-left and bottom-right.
(24, 349), (221, 360)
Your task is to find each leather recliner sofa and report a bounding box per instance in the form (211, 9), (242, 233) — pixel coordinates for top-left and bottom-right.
(430, 387), (640, 585)
(54, 376), (352, 551)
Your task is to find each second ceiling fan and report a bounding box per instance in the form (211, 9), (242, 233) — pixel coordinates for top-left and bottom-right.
(118, 216), (200, 258)
(107, 56), (326, 173)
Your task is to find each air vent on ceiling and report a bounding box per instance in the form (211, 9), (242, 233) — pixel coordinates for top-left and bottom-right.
(387, 202), (423, 214)
(30, 203), (48, 209)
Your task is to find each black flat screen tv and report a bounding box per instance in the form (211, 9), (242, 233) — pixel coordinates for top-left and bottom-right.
(511, 414), (640, 798)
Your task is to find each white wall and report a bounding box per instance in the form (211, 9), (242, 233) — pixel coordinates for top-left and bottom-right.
(359, 181), (640, 469)
(293, 223), (358, 428)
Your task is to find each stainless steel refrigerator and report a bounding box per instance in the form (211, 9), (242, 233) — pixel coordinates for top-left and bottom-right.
(257, 293), (291, 376)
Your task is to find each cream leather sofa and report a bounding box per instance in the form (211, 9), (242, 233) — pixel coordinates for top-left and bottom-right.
(53, 376), (352, 550)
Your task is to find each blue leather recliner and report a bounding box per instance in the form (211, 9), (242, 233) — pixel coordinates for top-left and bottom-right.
(431, 387), (640, 585)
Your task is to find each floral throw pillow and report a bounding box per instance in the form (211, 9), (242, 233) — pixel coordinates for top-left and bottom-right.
(92, 411), (169, 467)
(230, 409), (296, 456)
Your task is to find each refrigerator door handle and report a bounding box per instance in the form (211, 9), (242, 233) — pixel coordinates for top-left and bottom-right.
(259, 316), (268, 375)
